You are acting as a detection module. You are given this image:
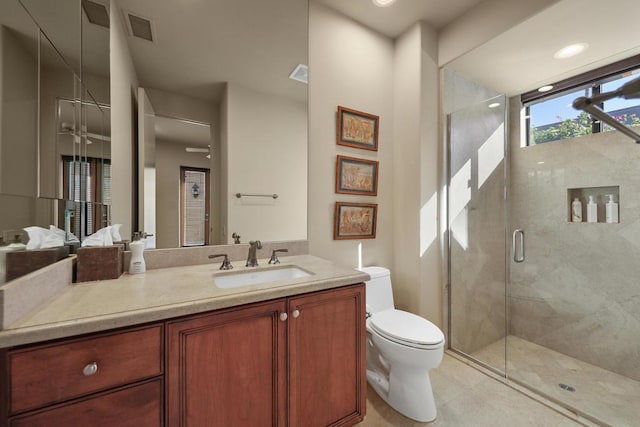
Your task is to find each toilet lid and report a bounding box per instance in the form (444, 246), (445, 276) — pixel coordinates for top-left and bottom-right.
(370, 309), (444, 346)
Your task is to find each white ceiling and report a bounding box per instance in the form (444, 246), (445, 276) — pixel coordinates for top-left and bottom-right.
(118, 0), (308, 103)
(315, 0), (485, 38)
(445, 0), (640, 96)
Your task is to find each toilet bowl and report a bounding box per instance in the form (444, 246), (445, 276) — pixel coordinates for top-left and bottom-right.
(362, 266), (445, 422)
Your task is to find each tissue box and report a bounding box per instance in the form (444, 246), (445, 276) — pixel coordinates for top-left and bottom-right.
(6, 246), (71, 282)
(76, 245), (124, 282)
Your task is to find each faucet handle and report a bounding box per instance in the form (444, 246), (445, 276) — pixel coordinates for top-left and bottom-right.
(209, 254), (234, 270)
(268, 248), (288, 264)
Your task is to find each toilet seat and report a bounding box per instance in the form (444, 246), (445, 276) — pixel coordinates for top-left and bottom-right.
(370, 309), (444, 349)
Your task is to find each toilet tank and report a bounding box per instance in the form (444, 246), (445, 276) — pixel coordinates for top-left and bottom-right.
(361, 266), (395, 313)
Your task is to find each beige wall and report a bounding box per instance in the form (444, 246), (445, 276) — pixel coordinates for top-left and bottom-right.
(110, 0), (139, 240)
(308, 4), (442, 326)
(0, 26), (37, 199)
(308, 2), (394, 271)
(225, 83), (307, 243)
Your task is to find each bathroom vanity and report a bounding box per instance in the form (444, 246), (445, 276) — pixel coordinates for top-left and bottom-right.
(0, 255), (368, 426)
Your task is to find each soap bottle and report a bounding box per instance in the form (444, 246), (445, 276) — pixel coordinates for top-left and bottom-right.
(605, 194), (619, 223)
(571, 198), (582, 222)
(129, 232), (146, 274)
(586, 195), (597, 223)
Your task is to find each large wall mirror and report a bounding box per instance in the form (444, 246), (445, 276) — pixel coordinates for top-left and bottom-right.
(118, 0), (308, 248)
(0, 0), (308, 253)
(0, 0), (110, 245)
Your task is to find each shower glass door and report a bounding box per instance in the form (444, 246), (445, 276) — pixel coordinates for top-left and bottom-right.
(447, 94), (508, 374)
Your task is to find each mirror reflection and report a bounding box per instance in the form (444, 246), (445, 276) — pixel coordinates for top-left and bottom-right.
(120, 0), (308, 246)
(0, 0), (308, 251)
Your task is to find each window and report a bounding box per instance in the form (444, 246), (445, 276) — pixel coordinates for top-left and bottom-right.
(522, 55), (640, 146)
(61, 156), (111, 239)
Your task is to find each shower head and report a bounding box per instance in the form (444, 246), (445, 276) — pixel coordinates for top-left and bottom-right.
(573, 75), (640, 143)
(620, 75), (640, 99)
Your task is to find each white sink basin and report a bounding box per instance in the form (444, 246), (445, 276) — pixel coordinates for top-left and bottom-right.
(213, 266), (312, 289)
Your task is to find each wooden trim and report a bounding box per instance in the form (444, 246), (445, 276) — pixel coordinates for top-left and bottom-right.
(337, 106), (379, 151)
(521, 54), (640, 104)
(179, 167), (186, 247)
(335, 155), (379, 196)
(334, 202), (378, 240)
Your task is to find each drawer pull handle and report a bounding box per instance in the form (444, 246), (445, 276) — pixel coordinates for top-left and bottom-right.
(279, 312), (288, 321)
(292, 309), (300, 318)
(83, 362), (98, 376)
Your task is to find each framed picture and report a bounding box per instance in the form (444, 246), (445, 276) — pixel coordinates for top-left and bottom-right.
(334, 202), (378, 240)
(337, 106), (379, 151)
(335, 155), (379, 196)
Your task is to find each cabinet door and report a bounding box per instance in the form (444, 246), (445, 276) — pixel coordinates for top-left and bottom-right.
(166, 299), (287, 427)
(288, 284), (366, 427)
(9, 379), (163, 427)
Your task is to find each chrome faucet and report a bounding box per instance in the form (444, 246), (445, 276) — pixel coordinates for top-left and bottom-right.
(246, 240), (262, 267)
(209, 254), (233, 270)
(268, 248), (288, 264)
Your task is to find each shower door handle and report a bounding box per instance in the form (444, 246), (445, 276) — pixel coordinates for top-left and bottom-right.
(512, 229), (525, 263)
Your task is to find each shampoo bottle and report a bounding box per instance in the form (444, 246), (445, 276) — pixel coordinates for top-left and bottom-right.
(129, 232), (146, 274)
(586, 195), (597, 223)
(605, 194), (619, 223)
(571, 198), (583, 222)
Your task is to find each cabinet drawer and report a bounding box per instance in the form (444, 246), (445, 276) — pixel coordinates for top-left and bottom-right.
(8, 324), (163, 414)
(9, 379), (163, 427)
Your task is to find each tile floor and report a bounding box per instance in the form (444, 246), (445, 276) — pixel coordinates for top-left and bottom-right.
(473, 336), (640, 427)
(360, 352), (588, 427)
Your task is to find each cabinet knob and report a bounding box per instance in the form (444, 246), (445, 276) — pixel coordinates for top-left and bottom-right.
(279, 312), (288, 321)
(292, 309), (300, 318)
(83, 362), (98, 376)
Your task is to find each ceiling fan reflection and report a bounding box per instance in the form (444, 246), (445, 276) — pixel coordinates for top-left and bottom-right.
(185, 145), (211, 159)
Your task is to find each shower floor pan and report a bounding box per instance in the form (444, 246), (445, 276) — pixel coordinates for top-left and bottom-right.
(473, 335), (640, 427)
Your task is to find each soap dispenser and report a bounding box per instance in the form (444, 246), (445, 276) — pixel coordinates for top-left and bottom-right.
(128, 232), (146, 274)
(605, 194), (619, 223)
(571, 198), (583, 222)
(586, 195), (597, 223)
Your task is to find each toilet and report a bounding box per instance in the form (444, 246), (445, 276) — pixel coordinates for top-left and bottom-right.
(362, 266), (445, 422)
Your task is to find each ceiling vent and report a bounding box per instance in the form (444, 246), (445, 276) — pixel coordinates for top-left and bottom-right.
(126, 12), (155, 42)
(82, 0), (110, 28)
(289, 64), (308, 84)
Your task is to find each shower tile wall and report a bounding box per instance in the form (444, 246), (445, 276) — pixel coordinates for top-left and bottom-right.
(508, 98), (640, 381)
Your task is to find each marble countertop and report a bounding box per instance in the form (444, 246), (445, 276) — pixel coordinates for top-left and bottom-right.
(0, 255), (368, 349)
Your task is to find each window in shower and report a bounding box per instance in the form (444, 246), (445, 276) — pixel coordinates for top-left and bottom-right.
(522, 56), (640, 145)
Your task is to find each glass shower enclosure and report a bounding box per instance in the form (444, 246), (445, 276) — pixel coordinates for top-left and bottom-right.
(446, 72), (640, 426)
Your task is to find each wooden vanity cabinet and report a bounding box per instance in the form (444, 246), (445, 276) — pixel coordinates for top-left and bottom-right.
(1, 324), (164, 427)
(0, 283), (365, 427)
(288, 284), (366, 427)
(166, 283), (366, 427)
(166, 299), (288, 426)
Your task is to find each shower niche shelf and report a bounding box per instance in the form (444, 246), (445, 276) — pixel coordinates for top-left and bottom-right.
(567, 186), (619, 223)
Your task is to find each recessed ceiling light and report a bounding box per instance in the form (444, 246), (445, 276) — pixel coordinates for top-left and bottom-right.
(372, 0), (396, 7)
(538, 85), (554, 93)
(488, 102), (501, 109)
(554, 43), (589, 59)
